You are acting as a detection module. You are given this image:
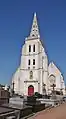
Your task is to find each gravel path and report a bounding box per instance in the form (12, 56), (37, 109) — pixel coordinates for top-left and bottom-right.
(29, 103), (66, 119)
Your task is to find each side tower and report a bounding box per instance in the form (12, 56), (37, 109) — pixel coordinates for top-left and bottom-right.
(12, 13), (48, 96)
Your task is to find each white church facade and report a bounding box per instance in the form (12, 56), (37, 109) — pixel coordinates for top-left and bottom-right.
(11, 13), (65, 96)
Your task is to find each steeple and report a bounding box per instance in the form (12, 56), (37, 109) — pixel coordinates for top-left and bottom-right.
(29, 13), (40, 38)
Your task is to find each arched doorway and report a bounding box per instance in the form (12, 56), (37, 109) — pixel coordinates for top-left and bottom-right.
(28, 85), (34, 96)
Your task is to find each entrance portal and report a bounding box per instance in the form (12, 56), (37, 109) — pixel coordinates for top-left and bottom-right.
(28, 85), (34, 96)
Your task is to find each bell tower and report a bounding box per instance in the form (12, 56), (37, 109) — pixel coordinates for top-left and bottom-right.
(12, 13), (48, 96)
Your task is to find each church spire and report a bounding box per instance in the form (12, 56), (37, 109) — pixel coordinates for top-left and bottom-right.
(30, 12), (40, 38)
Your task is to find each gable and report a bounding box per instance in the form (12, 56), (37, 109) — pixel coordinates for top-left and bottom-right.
(48, 62), (61, 76)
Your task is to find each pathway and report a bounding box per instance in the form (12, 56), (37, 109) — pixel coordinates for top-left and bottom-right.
(29, 103), (66, 119)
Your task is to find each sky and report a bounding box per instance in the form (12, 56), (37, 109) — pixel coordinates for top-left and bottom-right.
(0, 0), (66, 85)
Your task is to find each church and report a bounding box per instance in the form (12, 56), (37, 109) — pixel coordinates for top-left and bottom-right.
(11, 13), (65, 96)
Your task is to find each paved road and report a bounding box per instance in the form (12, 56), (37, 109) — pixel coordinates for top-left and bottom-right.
(29, 103), (66, 119)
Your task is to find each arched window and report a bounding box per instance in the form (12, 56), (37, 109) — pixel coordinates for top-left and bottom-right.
(33, 45), (35, 52)
(29, 45), (31, 52)
(28, 59), (30, 65)
(49, 75), (56, 86)
(33, 59), (35, 65)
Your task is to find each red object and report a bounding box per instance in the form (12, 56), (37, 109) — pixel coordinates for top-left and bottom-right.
(28, 85), (34, 96)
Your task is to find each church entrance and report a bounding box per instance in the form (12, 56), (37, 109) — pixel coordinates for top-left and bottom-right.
(28, 85), (34, 96)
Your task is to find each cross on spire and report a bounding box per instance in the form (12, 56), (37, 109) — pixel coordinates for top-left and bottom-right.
(30, 12), (40, 38)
